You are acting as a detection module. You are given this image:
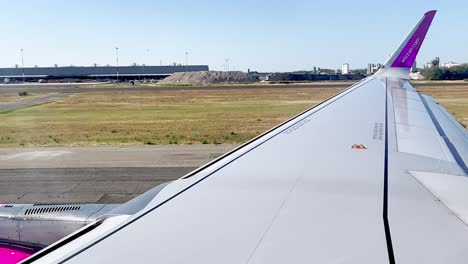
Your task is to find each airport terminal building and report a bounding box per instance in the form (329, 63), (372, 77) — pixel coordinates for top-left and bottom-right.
(0, 65), (209, 82)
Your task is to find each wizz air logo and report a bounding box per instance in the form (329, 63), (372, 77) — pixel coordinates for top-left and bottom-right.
(401, 38), (421, 63)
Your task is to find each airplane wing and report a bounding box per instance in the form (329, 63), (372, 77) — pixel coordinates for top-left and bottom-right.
(25, 10), (468, 264)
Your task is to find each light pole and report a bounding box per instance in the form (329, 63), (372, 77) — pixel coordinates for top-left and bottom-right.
(115, 47), (119, 81)
(185, 52), (189, 72)
(225, 59), (230, 82)
(146, 49), (150, 66)
(20, 49), (25, 83)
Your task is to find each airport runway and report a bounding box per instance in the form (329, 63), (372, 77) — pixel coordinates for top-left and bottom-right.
(0, 145), (237, 204)
(0, 167), (195, 204)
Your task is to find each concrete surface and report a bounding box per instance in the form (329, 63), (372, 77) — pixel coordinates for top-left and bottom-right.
(0, 145), (237, 204)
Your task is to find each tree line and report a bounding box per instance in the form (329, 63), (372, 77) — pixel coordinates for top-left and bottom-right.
(420, 64), (468, 80)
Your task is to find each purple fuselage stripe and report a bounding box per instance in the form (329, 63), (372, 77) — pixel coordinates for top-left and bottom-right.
(0, 245), (35, 264)
(391, 10), (436, 68)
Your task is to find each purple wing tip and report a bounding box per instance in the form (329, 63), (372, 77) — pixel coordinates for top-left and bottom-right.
(390, 10), (437, 68)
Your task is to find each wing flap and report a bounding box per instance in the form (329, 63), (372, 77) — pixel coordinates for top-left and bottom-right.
(422, 95), (468, 170)
(390, 79), (454, 162)
(410, 171), (468, 225)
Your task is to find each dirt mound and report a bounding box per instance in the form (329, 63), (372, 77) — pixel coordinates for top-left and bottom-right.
(158, 71), (257, 85)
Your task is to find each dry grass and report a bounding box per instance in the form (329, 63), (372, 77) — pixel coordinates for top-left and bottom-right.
(0, 89), (340, 147)
(0, 93), (47, 104)
(0, 82), (465, 147)
(415, 84), (468, 127)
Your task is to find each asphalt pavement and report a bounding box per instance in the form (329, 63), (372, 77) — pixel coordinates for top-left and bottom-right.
(0, 167), (195, 204)
(0, 145), (237, 204)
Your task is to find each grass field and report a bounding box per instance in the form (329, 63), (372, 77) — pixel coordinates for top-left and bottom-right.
(0, 83), (465, 147)
(415, 84), (468, 129)
(0, 93), (47, 104)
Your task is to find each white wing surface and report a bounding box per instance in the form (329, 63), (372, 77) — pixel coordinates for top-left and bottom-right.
(25, 10), (468, 264)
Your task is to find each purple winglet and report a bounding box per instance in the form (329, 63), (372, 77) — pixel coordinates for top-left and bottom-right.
(391, 10), (437, 68)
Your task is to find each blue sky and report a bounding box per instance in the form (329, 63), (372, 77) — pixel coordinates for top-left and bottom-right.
(0, 0), (466, 72)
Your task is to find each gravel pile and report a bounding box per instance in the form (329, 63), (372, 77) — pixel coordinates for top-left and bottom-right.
(158, 71), (257, 85)
(409, 72), (426, 80)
